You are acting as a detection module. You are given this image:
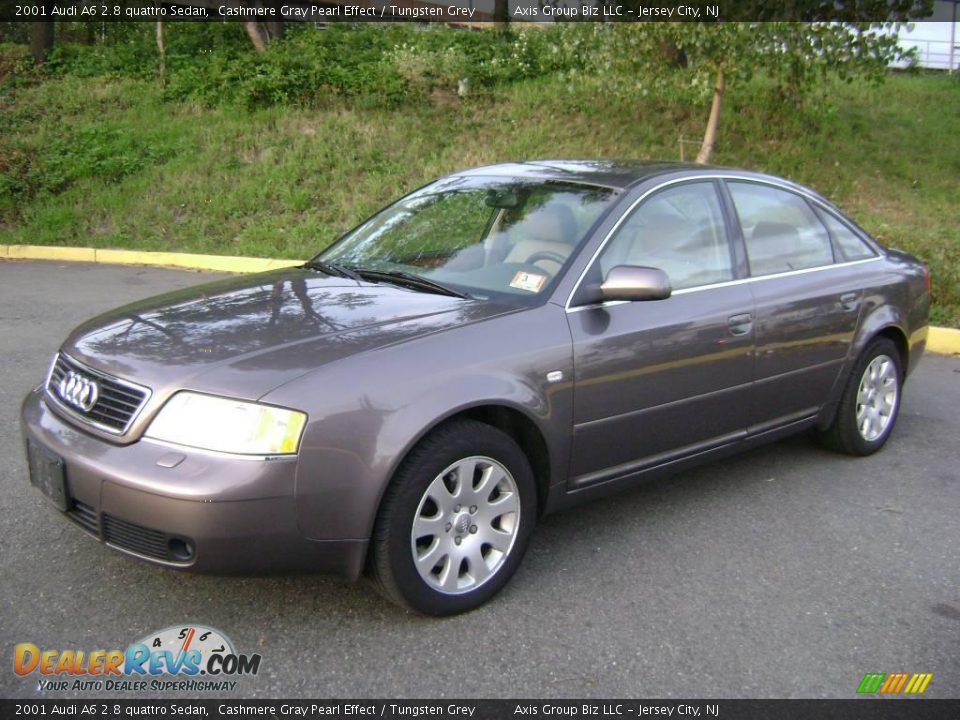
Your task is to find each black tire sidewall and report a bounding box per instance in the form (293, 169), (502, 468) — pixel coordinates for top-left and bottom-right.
(377, 421), (537, 616)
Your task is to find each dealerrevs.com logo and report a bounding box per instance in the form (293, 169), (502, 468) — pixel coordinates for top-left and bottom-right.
(13, 625), (261, 693)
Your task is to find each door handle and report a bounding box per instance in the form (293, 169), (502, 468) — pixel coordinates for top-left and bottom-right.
(727, 312), (753, 336)
(839, 292), (859, 312)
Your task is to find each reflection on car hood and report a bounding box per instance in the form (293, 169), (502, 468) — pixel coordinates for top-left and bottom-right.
(63, 268), (511, 400)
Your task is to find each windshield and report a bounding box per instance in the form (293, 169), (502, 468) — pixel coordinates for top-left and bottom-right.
(315, 176), (618, 303)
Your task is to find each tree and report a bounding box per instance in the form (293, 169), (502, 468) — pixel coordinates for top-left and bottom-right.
(581, 21), (917, 164)
(493, 0), (509, 29)
(244, 22), (268, 54)
(594, 0), (934, 163)
(156, 21), (166, 85)
(674, 23), (914, 164)
(29, 21), (54, 64)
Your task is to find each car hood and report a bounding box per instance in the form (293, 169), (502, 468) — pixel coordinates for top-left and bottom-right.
(62, 267), (512, 401)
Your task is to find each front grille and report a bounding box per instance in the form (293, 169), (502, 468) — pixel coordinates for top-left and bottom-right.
(68, 500), (99, 536)
(47, 354), (150, 434)
(103, 514), (173, 561)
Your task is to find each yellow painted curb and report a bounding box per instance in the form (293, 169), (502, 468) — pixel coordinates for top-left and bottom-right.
(928, 327), (960, 355)
(7, 245), (96, 263)
(0, 244), (303, 274)
(2, 243), (959, 354)
(94, 249), (303, 273)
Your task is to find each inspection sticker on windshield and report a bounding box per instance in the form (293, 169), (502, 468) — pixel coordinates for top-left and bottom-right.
(510, 271), (546, 293)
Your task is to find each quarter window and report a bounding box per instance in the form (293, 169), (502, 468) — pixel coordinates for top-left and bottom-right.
(597, 182), (734, 291)
(816, 208), (878, 261)
(728, 182), (834, 276)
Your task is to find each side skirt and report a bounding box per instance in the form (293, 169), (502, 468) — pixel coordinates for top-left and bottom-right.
(545, 415), (818, 514)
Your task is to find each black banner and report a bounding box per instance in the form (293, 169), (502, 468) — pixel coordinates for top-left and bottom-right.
(0, 0), (943, 24)
(3, 700), (960, 720)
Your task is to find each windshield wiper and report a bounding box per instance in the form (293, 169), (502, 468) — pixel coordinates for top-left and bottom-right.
(303, 259), (363, 281)
(352, 269), (469, 299)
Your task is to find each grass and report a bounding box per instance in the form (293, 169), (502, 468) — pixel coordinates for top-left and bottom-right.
(1, 51), (958, 324)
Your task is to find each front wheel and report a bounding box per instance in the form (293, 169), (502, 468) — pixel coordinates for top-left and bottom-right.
(370, 420), (537, 615)
(819, 337), (903, 456)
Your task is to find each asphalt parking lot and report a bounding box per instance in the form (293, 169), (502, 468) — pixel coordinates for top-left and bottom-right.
(1, 259), (958, 700)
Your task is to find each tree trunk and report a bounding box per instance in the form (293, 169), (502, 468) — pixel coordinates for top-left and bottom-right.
(493, 0), (509, 29)
(695, 67), (725, 165)
(266, 21), (285, 41)
(156, 21), (166, 85)
(660, 41), (687, 68)
(30, 21), (55, 64)
(244, 22), (268, 53)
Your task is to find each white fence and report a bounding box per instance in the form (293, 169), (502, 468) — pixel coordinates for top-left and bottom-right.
(899, 36), (959, 70)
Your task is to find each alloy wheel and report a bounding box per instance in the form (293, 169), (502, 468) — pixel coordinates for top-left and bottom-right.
(855, 354), (899, 442)
(410, 456), (520, 595)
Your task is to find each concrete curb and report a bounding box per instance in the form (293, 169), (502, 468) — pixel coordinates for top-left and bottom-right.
(929, 327), (960, 355)
(0, 244), (302, 274)
(3, 243), (959, 355)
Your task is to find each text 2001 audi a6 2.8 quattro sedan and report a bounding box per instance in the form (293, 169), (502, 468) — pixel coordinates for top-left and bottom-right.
(22, 161), (929, 614)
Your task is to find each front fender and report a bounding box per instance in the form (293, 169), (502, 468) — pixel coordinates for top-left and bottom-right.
(262, 304), (574, 542)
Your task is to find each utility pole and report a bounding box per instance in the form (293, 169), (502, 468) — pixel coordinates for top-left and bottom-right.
(950, 0), (957, 74)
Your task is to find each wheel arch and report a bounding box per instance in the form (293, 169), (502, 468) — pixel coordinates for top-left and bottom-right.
(379, 402), (553, 522)
(819, 320), (910, 431)
(851, 303), (911, 373)
(872, 326), (909, 376)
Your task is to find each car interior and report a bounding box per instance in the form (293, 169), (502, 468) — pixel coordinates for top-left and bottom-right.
(500, 203), (580, 275)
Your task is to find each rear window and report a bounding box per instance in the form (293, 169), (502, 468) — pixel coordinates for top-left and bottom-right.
(815, 208), (878, 261)
(728, 182), (835, 276)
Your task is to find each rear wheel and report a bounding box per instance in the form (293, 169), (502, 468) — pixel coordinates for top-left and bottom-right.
(819, 337), (903, 456)
(370, 419), (537, 615)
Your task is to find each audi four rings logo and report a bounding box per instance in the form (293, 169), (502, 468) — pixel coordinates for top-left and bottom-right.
(58, 370), (99, 413)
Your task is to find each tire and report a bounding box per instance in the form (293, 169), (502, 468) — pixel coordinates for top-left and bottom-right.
(370, 419), (537, 615)
(819, 337), (903, 456)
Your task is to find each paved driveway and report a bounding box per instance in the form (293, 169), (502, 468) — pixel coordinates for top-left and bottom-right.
(1, 260), (958, 699)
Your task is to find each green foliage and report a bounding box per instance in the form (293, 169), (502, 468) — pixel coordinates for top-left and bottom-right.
(12, 24), (576, 108)
(162, 25), (412, 108)
(0, 76), (186, 210)
(559, 23), (909, 107)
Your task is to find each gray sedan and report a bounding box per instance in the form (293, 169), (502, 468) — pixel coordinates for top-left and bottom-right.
(21, 161), (930, 615)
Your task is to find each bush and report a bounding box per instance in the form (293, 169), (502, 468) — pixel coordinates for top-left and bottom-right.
(10, 24), (590, 109)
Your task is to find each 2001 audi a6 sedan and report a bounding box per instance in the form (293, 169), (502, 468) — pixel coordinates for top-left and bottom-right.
(22, 161), (930, 614)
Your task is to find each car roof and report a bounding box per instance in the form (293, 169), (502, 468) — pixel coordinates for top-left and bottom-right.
(451, 159), (823, 199)
(451, 160), (718, 190)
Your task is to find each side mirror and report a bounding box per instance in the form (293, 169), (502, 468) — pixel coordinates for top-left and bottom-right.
(598, 265), (672, 302)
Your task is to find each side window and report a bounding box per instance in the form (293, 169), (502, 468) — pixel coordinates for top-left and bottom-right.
(728, 182), (834, 276)
(815, 207), (878, 261)
(598, 182), (734, 291)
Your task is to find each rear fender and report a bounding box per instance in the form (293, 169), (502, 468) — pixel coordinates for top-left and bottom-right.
(816, 303), (909, 430)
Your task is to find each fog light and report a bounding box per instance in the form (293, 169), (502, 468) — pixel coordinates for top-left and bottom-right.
(168, 538), (195, 561)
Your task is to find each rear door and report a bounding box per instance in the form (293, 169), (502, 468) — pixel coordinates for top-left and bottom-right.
(724, 180), (868, 432)
(566, 180), (755, 488)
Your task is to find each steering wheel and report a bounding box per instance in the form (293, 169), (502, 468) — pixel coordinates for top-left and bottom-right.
(524, 250), (567, 269)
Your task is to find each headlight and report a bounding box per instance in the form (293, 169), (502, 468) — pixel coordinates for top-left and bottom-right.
(145, 392), (306, 456)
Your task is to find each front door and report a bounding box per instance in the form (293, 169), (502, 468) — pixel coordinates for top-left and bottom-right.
(567, 180), (755, 488)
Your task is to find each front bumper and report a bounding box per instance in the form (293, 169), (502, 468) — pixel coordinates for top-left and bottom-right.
(20, 388), (367, 578)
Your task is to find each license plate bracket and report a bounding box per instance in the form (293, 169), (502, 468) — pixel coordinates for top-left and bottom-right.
(27, 441), (69, 512)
